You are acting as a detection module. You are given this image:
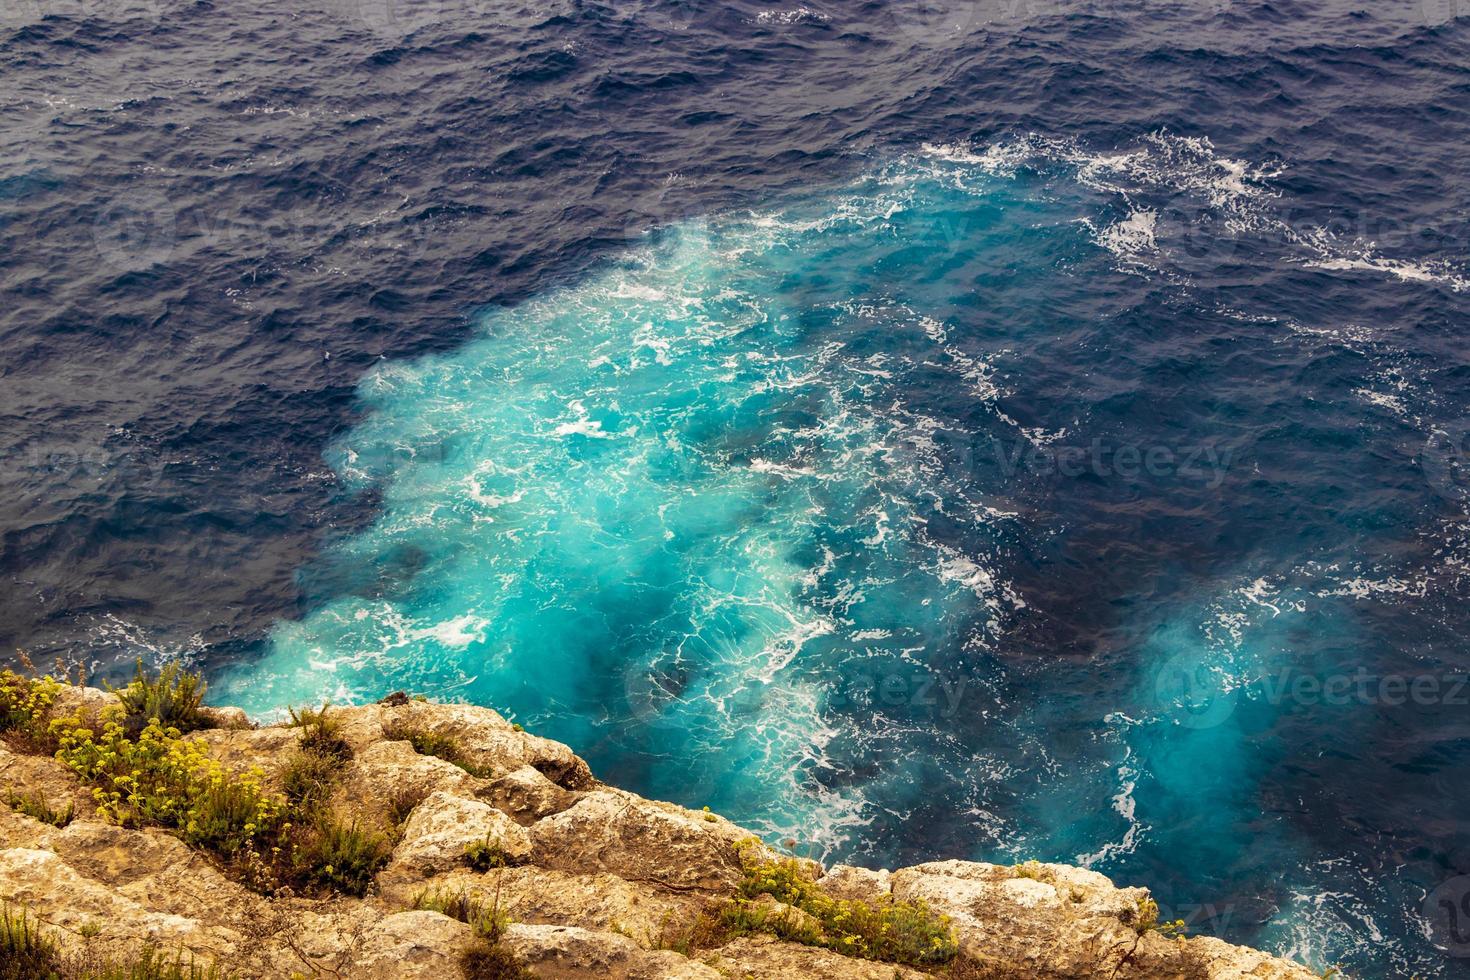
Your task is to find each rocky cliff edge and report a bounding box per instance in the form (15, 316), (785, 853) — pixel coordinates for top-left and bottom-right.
(0, 681), (1324, 979)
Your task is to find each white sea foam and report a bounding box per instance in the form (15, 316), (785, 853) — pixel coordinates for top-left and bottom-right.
(925, 132), (1468, 295)
(752, 7), (829, 25)
(1092, 208), (1158, 258)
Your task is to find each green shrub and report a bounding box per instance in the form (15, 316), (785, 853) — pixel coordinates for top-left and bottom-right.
(51, 699), (394, 901)
(5, 790), (75, 828)
(110, 662), (207, 738)
(1130, 896), (1187, 938)
(280, 748), (342, 811)
(286, 703), (351, 762)
(1, 903), (61, 980)
(383, 720), (465, 765)
(648, 845), (957, 965)
(293, 816), (390, 896)
(717, 896), (823, 946)
(721, 849), (958, 966)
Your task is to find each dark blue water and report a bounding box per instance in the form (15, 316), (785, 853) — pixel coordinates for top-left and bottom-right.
(4, 2), (1470, 976)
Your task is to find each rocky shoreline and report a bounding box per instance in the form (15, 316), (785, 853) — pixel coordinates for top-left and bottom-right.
(0, 679), (1322, 979)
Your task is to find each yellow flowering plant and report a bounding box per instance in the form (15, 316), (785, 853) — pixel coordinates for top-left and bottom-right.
(52, 712), (284, 857)
(0, 669), (61, 749)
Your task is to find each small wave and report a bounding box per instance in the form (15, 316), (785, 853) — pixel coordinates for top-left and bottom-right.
(1306, 254), (1469, 293)
(752, 7), (829, 25)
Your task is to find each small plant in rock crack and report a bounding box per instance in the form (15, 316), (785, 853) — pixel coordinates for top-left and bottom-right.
(4, 790), (75, 828)
(386, 785), (430, 835)
(382, 720), (490, 776)
(414, 881), (537, 979)
(464, 833), (516, 871)
(287, 702), (352, 761)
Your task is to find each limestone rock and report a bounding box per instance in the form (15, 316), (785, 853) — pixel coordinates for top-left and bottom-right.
(201, 705), (252, 730)
(816, 863), (891, 903)
(389, 789), (533, 875)
(709, 935), (929, 979)
(891, 860), (1144, 976)
(891, 860), (1319, 979)
(332, 700), (594, 789)
(502, 922), (722, 979)
(389, 866), (704, 942)
(0, 742), (91, 830)
(49, 683), (116, 722)
(187, 725), (302, 780)
(339, 910), (471, 978)
(338, 738), (482, 824)
(529, 787), (760, 892)
(479, 764), (582, 825)
(0, 847), (211, 948)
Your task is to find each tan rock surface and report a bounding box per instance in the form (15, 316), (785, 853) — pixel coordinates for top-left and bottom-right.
(528, 787), (776, 893)
(389, 789), (534, 875)
(707, 935), (930, 979)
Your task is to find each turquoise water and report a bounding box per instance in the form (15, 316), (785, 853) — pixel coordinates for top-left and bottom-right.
(222, 150), (1062, 841)
(218, 144), (1470, 976)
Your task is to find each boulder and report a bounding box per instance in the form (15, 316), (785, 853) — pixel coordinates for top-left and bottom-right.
(709, 934), (929, 979)
(389, 790), (533, 876)
(530, 788), (762, 892)
(479, 764), (582, 824)
(338, 738), (482, 824)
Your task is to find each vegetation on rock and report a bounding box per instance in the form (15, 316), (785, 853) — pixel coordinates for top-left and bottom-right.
(463, 834), (515, 872)
(4, 789), (75, 827)
(54, 715), (284, 859)
(381, 719), (485, 775)
(1, 903), (226, 980)
(0, 666), (61, 751)
(640, 841), (961, 970)
(110, 661), (208, 738)
(9, 665), (390, 900)
(1131, 896), (1189, 938)
(415, 885), (536, 979)
(286, 702), (352, 762)
(1, 668), (1323, 980)
(724, 844), (960, 966)
(291, 816), (391, 897)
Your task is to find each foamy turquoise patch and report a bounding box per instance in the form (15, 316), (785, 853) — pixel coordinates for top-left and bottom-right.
(218, 154), (1076, 845)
